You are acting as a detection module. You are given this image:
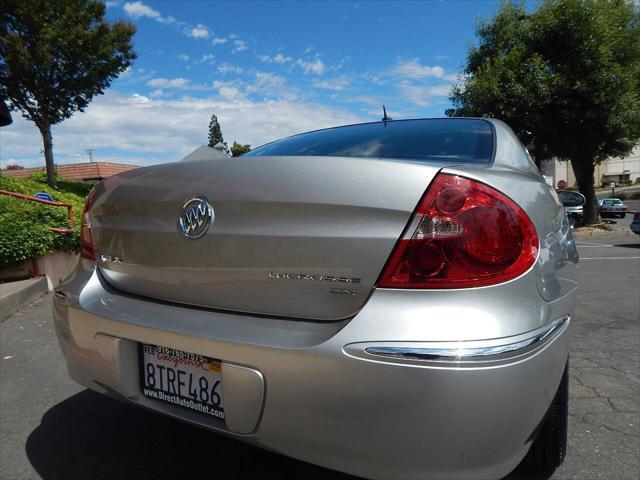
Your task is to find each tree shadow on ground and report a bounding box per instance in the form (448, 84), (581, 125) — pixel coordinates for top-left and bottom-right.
(26, 390), (556, 480)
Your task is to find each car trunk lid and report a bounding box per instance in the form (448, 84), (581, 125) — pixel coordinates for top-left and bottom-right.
(90, 156), (441, 320)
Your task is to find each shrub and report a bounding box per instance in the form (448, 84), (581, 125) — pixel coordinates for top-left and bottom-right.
(0, 173), (89, 266)
(619, 190), (640, 201)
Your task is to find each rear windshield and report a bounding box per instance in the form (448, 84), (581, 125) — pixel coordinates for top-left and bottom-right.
(244, 118), (494, 163)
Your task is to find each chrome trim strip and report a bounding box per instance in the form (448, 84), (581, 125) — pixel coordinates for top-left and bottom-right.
(364, 316), (569, 362)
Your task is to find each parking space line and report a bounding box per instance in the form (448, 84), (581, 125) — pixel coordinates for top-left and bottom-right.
(576, 245), (614, 248)
(575, 241), (616, 246)
(580, 256), (640, 260)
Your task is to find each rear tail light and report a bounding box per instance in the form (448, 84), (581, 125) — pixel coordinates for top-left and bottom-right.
(378, 174), (539, 289)
(80, 188), (96, 260)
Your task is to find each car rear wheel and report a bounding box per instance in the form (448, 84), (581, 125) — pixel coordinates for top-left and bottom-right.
(525, 359), (569, 468)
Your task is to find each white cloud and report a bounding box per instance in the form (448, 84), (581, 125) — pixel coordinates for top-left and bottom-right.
(426, 85), (453, 96)
(259, 53), (292, 64)
(149, 89), (165, 97)
(123, 1), (160, 20)
(360, 72), (385, 86)
(297, 58), (325, 75)
(313, 76), (351, 91)
(399, 84), (452, 106)
(188, 24), (209, 39)
(147, 77), (190, 88)
(393, 58), (445, 79)
(246, 72), (296, 100)
(232, 40), (248, 53)
(212, 37), (227, 46)
(177, 54), (190, 62)
(212, 81), (244, 100)
(217, 63), (244, 75)
(115, 67), (156, 86)
(273, 53), (292, 64)
(349, 95), (385, 106)
(157, 15), (179, 25)
(124, 2), (224, 39)
(443, 72), (462, 82)
(131, 93), (151, 103)
(197, 54), (216, 64)
(122, 2), (181, 27)
(1, 92), (362, 167)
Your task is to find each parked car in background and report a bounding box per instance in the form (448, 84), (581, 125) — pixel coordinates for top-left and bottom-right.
(53, 118), (579, 480)
(631, 211), (640, 235)
(556, 190), (586, 227)
(598, 198), (628, 218)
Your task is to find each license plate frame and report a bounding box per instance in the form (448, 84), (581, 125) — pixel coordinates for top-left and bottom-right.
(139, 343), (225, 421)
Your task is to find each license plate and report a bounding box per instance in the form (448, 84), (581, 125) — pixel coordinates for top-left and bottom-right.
(140, 344), (224, 420)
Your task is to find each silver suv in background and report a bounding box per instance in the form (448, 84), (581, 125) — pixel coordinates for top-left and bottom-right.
(53, 118), (578, 480)
(557, 190), (586, 227)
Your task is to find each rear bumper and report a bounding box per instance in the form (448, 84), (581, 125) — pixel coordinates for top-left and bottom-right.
(600, 209), (627, 216)
(53, 260), (575, 480)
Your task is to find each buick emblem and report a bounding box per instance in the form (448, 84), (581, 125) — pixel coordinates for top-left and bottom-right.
(178, 196), (213, 239)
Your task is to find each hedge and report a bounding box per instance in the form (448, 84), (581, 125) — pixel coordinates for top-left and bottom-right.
(0, 173), (92, 266)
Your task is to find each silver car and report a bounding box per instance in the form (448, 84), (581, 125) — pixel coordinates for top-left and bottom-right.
(53, 118), (578, 480)
(598, 198), (628, 218)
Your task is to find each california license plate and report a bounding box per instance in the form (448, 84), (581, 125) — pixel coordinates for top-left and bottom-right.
(140, 344), (224, 420)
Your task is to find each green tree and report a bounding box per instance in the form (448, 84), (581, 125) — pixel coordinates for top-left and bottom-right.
(0, 0), (136, 187)
(208, 114), (226, 149)
(448, 0), (640, 224)
(230, 141), (251, 157)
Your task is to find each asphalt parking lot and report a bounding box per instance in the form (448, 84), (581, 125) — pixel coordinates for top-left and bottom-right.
(1, 229), (638, 480)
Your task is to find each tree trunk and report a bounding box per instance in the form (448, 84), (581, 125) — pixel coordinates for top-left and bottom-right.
(571, 158), (599, 225)
(39, 122), (56, 187)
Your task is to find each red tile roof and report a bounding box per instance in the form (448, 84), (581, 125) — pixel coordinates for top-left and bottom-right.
(2, 162), (138, 181)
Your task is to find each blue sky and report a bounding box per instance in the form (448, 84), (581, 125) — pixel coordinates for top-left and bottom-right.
(1, 0), (536, 168)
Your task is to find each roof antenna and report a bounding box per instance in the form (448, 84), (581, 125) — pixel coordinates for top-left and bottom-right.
(382, 105), (392, 124)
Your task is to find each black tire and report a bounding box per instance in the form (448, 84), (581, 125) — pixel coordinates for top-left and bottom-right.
(525, 359), (569, 468)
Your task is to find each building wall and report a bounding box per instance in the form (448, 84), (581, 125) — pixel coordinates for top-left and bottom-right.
(543, 146), (640, 188)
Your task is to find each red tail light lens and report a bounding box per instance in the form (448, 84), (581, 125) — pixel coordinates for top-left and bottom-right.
(378, 174), (539, 289)
(80, 188), (96, 260)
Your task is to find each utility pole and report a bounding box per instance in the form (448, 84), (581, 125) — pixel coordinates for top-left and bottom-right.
(85, 149), (94, 163)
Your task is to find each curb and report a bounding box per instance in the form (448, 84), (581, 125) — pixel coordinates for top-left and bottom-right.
(0, 277), (49, 322)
